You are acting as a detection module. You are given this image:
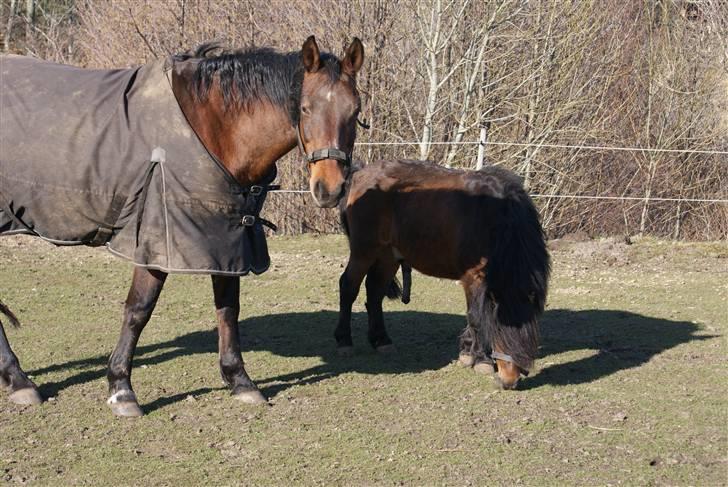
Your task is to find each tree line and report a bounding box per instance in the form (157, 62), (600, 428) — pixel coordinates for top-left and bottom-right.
(2, 0), (726, 239)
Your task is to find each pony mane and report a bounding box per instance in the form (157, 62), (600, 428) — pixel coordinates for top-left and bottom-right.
(176, 42), (342, 124)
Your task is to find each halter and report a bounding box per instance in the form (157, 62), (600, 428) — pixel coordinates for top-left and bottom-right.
(295, 121), (351, 166)
(490, 351), (530, 376)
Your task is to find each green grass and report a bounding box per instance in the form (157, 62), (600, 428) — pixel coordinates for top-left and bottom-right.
(0, 234), (726, 485)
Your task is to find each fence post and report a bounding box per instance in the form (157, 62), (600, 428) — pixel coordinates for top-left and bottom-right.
(475, 125), (487, 169)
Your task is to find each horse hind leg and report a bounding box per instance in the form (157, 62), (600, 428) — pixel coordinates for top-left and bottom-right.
(0, 303), (42, 405)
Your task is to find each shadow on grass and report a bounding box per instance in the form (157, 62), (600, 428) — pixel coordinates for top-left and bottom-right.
(29, 308), (712, 411)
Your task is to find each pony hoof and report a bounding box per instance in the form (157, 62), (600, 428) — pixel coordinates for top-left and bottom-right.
(376, 344), (396, 354)
(0, 376), (9, 389)
(109, 401), (144, 417)
(473, 361), (495, 375)
(458, 353), (475, 367)
(8, 387), (43, 405)
(232, 389), (267, 405)
(337, 346), (354, 357)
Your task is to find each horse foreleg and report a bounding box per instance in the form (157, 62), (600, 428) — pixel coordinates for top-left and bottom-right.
(212, 275), (266, 405)
(0, 319), (42, 405)
(365, 257), (399, 352)
(335, 258), (371, 354)
(106, 267), (167, 417)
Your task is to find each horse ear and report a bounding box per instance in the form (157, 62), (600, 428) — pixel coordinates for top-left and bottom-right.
(302, 35), (321, 73)
(342, 37), (364, 77)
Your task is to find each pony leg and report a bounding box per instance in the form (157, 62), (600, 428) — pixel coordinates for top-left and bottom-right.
(0, 318), (42, 405)
(106, 267), (167, 417)
(460, 281), (494, 374)
(335, 257), (372, 353)
(365, 257), (399, 352)
(211, 275), (266, 405)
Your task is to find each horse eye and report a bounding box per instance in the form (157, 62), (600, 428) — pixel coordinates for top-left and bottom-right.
(301, 105), (311, 115)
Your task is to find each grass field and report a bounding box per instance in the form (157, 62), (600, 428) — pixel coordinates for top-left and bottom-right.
(0, 234), (726, 485)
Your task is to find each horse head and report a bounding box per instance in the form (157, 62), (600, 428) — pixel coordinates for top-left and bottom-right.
(297, 36), (364, 207)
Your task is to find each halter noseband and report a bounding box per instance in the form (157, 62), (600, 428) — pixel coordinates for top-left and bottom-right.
(490, 351), (530, 376)
(295, 121), (351, 166)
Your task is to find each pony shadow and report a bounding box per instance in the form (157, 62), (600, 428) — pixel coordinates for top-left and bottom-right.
(31, 308), (713, 409)
(522, 308), (716, 389)
(241, 308), (714, 393)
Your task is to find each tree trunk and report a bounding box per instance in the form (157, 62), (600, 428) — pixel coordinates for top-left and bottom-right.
(4, 0), (17, 53)
(25, 0), (34, 41)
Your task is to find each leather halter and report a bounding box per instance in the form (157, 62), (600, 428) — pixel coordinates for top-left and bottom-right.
(295, 121), (351, 166)
(490, 351), (530, 376)
(490, 351), (515, 363)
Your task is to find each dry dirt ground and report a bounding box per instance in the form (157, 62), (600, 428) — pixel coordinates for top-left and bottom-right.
(0, 234), (726, 485)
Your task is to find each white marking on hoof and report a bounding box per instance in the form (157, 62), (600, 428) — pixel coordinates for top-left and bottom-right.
(376, 344), (396, 354)
(458, 353), (475, 367)
(107, 390), (137, 405)
(8, 387), (43, 405)
(107, 391), (143, 417)
(473, 361), (495, 375)
(232, 389), (267, 405)
(337, 346), (354, 357)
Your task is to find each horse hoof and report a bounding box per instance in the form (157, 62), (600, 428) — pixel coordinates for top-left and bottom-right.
(109, 401), (144, 417)
(376, 344), (396, 354)
(458, 353), (475, 367)
(473, 361), (495, 375)
(107, 390), (143, 417)
(232, 389), (267, 405)
(337, 346), (354, 357)
(0, 376), (9, 389)
(8, 387), (43, 405)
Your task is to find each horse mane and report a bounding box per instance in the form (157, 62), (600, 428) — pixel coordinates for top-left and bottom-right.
(175, 41), (342, 124)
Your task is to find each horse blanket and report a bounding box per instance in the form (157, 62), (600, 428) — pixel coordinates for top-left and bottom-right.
(0, 55), (274, 276)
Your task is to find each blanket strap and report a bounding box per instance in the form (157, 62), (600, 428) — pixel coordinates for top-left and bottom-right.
(238, 182), (280, 232)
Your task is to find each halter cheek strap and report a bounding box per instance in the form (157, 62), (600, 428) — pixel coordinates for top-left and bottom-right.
(295, 122), (351, 165)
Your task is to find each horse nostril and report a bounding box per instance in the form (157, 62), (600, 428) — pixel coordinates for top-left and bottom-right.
(314, 180), (328, 202)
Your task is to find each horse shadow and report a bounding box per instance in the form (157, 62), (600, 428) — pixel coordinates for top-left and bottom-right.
(29, 308), (714, 412)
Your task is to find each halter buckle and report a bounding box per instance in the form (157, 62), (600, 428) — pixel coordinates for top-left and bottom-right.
(241, 215), (256, 226)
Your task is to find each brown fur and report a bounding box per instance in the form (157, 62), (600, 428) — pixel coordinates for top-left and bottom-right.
(337, 159), (550, 389)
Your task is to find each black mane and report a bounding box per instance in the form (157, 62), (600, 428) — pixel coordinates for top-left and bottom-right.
(176, 42), (342, 124)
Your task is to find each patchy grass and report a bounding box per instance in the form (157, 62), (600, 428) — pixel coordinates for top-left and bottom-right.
(0, 234), (726, 485)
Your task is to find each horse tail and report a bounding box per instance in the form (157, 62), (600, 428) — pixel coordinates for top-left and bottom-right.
(0, 300), (20, 328)
(479, 187), (550, 370)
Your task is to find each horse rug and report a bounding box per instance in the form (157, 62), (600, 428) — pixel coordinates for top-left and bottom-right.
(0, 54), (274, 276)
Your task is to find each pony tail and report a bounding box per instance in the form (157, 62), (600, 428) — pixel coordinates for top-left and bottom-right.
(0, 300), (20, 328)
(480, 190), (550, 369)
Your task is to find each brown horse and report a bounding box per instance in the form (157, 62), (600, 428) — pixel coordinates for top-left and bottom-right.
(336, 160), (550, 389)
(0, 36), (364, 416)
